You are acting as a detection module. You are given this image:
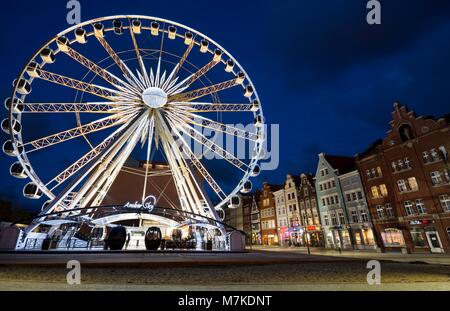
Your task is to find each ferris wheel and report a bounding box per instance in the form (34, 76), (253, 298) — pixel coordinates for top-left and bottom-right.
(3, 15), (265, 227)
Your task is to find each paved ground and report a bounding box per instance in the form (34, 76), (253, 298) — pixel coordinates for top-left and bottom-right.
(250, 245), (450, 265)
(0, 249), (449, 290)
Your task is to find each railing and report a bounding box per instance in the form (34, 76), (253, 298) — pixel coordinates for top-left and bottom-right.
(21, 237), (227, 251)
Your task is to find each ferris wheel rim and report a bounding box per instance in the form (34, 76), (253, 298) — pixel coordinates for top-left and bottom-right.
(7, 15), (265, 217)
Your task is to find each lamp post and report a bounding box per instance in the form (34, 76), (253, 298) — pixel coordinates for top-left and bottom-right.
(305, 228), (311, 255)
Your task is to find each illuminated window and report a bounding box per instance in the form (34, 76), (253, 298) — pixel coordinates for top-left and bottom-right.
(407, 177), (419, 191)
(371, 186), (380, 198)
(381, 228), (405, 247)
(379, 184), (388, 196)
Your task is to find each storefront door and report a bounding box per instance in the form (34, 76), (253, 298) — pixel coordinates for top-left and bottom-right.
(425, 231), (443, 253)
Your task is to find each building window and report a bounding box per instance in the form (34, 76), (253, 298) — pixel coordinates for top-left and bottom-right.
(335, 195), (339, 204)
(330, 196), (335, 204)
(338, 210), (345, 224)
(322, 198), (326, 206)
(357, 191), (363, 200)
(351, 210), (359, 223)
(360, 210), (369, 222)
(397, 179), (407, 192)
(415, 199), (427, 214)
(351, 192), (357, 201)
(381, 228), (406, 247)
(371, 186), (380, 198)
(323, 215), (329, 226)
(385, 203), (394, 218)
(392, 158), (412, 172)
(407, 177), (419, 191)
(391, 161), (397, 172)
(404, 200), (415, 216)
(404, 158), (411, 169)
(410, 228), (427, 247)
(439, 194), (450, 212)
(331, 213), (337, 226)
(431, 171), (443, 186)
(376, 205), (385, 219)
(422, 151), (430, 163)
(346, 193), (351, 202)
(397, 178), (418, 192)
(379, 184), (388, 196)
(332, 180), (336, 187)
(430, 149), (438, 162)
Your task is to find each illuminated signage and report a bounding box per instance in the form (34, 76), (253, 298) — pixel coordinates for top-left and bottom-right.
(124, 195), (156, 212)
(409, 219), (430, 225)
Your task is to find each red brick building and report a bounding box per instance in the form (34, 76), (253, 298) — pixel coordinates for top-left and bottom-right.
(357, 103), (450, 253)
(259, 182), (282, 245)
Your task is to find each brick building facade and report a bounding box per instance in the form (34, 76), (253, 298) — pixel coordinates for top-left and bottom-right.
(357, 103), (450, 253)
(259, 182), (281, 245)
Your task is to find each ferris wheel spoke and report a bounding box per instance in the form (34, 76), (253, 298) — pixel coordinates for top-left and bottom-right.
(168, 57), (220, 94)
(21, 102), (135, 113)
(46, 120), (132, 190)
(128, 24), (150, 87)
(162, 114), (226, 200)
(162, 38), (195, 90)
(169, 102), (253, 112)
(94, 34), (144, 89)
(86, 119), (147, 207)
(30, 68), (135, 102)
(24, 112), (137, 153)
(170, 127), (227, 201)
(61, 45), (139, 94)
(58, 113), (148, 210)
(167, 78), (239, 102)
(167, 113), (249, 172)
(168, 108), (258, 141)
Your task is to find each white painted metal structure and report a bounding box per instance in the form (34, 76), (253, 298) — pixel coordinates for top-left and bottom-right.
(4, 16), (264, 234)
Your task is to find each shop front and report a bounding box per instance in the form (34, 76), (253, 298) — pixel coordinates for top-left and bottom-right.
(262, 230), (279, 245)
(288, 226), (302, 246)
(278, 226), (289, 246)
(330, 226), (352, 249)
(407, 219), (444, 253)
(305, 225), (324, 247)
(379, 227), (407, 252)
(352, 225), (377, 250)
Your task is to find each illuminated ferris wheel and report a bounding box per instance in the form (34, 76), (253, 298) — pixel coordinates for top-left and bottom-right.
(3, 15), (264, 228)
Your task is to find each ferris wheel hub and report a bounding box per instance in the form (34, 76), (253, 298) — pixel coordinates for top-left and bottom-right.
(142, 87), (168, 109)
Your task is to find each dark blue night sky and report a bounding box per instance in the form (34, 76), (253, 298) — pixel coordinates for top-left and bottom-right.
(1, 1), (450, 211)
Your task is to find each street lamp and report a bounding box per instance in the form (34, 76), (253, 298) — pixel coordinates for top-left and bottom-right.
(305, 228), (311, 255)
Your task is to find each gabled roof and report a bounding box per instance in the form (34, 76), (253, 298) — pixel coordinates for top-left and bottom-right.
(324, 154), (356, 175)
(358, 139), (383, 158)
